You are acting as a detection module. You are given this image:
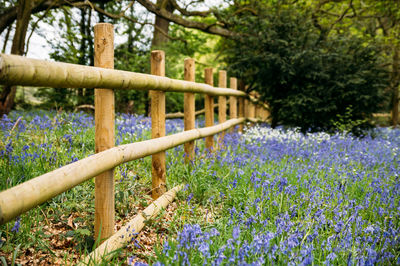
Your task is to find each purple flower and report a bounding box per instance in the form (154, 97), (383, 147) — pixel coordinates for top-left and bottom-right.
(326, 252), (337, 262)
(11, 217), (21, 233)
(187, 193), (193, 203)
(128, 256), (135, 265)
(232, 226), (240, 240)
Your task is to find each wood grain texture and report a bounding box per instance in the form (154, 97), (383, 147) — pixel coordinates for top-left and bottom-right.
(184, 58), (195, 162)
(238, 80), (245, 133)
(80, 185), (183, 265)
(0, 54), (246, 97)
(94, 23), (115, 243)
(204, 68), (214, 151)
(218, 70), (227, 124)
(218, 71), (227, 143)
(229, 77), (237, 132)
(150, 50), (166, 199)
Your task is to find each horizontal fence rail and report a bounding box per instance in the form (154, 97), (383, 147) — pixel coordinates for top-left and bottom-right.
(80, 185), (184, 265)
(0, 54), (246, 97)
(0, 118), (245, 225)
(0, 22), (271, 258)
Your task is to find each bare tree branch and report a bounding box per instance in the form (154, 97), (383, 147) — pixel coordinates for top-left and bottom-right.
(72, 0), (188, 43)
(169, 0), (211, 17)
(1, 24), (13, 53)
(136, 0), (238, 37)
(0, 0), (113, 35)
(25, 2), (55, 55)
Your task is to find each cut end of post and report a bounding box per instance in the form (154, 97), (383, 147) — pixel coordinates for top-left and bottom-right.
(151, 50), (165, 61)
(94, 22), (114, 29)
(204, 68), (213, 86)
(184, 58), (195, 65)
(151, 51), (165, 77)
(184, 58), (195, 82)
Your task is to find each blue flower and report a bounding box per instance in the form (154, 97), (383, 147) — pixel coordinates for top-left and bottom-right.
(11, 217), (21, 233)
(232, 226), (240, 240)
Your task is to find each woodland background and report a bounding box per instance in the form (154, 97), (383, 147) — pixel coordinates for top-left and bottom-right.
(1, 0), (400, 133)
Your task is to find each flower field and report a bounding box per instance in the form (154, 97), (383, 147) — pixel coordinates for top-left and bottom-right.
(0, 110), (399, 265)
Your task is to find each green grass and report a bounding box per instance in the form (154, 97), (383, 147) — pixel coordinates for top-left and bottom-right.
(0, 110), (399, 265)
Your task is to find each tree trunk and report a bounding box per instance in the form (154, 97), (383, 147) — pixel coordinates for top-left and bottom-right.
(151, 0), (175, 47)
(77, 8), (87, 105)
(391, 49), (400, 127)
(0, 0), (32, 116)
(147, 0), (175, 116)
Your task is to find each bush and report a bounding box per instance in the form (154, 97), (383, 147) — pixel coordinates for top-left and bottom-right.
(221, 5), (389, 134)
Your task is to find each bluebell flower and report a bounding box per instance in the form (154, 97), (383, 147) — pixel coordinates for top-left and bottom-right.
(232, 226), (240, 240)
(11, 217), (21, 233)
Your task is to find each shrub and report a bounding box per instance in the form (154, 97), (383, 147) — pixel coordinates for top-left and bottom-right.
(221, 5), (389, 134)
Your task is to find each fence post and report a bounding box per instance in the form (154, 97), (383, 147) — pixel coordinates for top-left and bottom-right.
(251, 103), (256, 119)
(256, 104), (262, 120)
(204, 68), (214, 151)
(229, 77), (237, 132)
(184, 58), (195, 162)
(244, 98), (249, 119)
(218, 70), (227, 142)
(238, 80), (245, 133)
(248, 92), (256, 121)
(94, 23), (115, 243)
(150, 50), (166, 200)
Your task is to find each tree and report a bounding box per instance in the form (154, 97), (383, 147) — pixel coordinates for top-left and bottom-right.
(221, 2), (389, 133)
(0, 0), (233, 114)
(310, 0), (400, 126)
(0, 0), (33, 115)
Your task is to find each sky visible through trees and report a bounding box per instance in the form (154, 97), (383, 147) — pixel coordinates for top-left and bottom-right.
(0, 0), (399, 128)
(0, 0), (223, 60)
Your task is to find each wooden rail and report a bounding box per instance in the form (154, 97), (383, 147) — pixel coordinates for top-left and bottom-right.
(0, 22), (270, 257)
(0, 54), (245, 97)
(0, 118), (244, 225)
(80, 185), (184, 265)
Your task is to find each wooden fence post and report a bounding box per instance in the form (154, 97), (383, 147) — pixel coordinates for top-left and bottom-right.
(238, 80), (245, 133)
(229, 77), (237, 132)
(218, 70), (227, 142)
(256, 104), (262, 120)
(244, 98), (249, 118)
(251, 102), (256, 119)
(204, 68), (214, 151)
(184, 58), (195, 162)
(94, 23), (115, 243)
(150, 50), (166, 200)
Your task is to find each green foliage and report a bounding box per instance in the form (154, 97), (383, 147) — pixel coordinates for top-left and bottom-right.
(331, 105), (368, 135)
(114, 44), (150, 114)
(221, 3), (389, 133)
(154, 24), (223, 113)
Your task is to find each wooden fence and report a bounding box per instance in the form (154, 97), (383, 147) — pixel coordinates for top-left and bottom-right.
(0, 23), (269, 262)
